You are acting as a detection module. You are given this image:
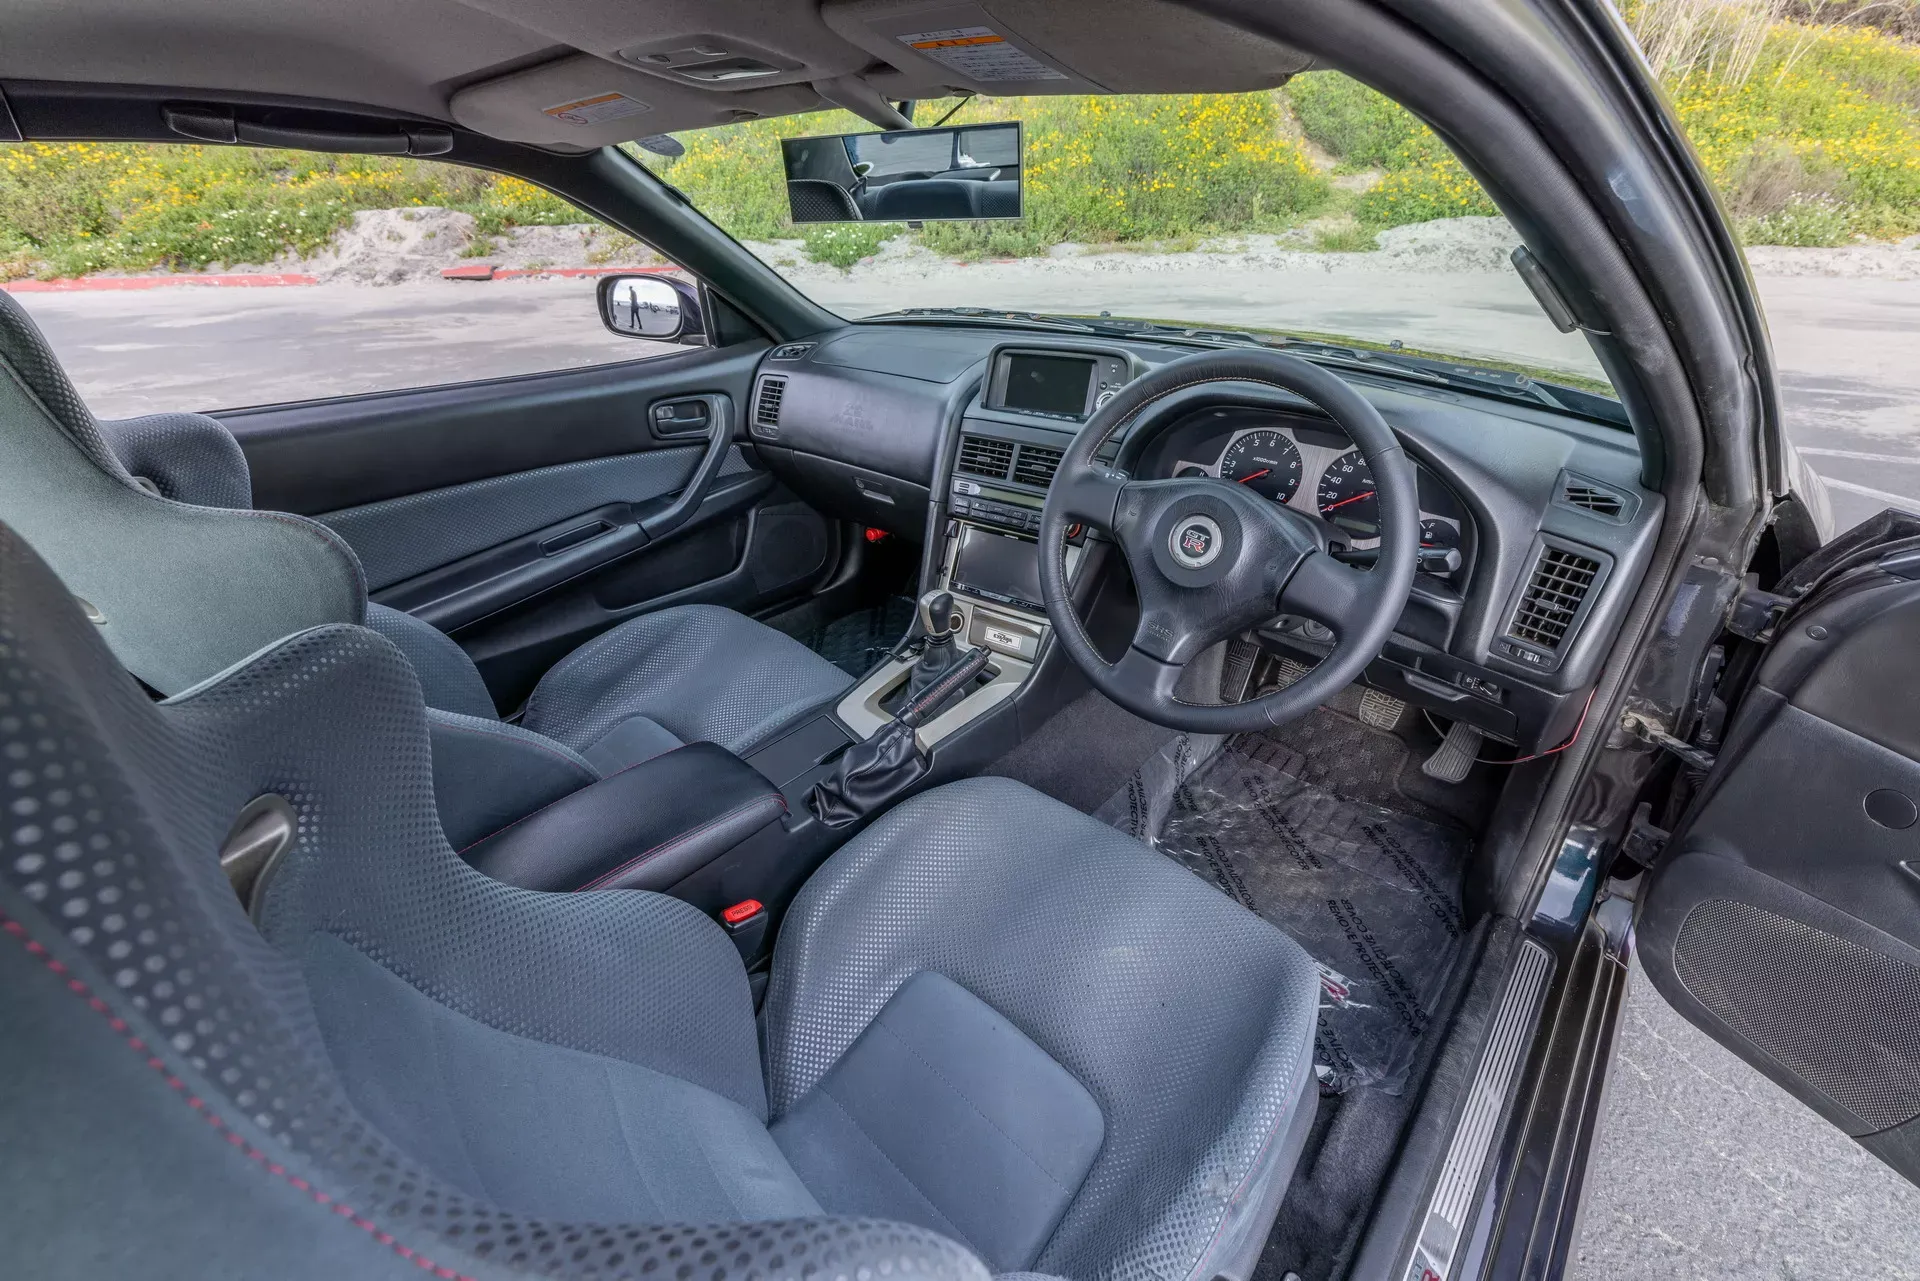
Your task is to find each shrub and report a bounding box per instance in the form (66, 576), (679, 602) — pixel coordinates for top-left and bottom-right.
(1312, 219), (1380, 251)
(1738, 191), (1854, 241)
(1288, 72), (1426, 166)
(800, 223), (902, 268)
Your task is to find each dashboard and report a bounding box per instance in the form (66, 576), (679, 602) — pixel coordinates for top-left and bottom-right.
(746, 324), (1663, 754)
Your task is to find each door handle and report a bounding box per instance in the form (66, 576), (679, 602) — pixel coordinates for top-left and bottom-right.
(650, 398), (713, 439)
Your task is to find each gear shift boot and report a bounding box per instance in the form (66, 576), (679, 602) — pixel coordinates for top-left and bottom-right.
(809, 645), (992, 828)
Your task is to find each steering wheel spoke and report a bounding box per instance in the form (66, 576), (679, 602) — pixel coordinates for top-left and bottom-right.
(1278, 550), (1369, 632)
(1110, 643), (1186, 705)
(1051, 464), (1129, 530)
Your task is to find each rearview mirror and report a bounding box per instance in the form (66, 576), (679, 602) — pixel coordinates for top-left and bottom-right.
(597, 274), (702, 342)
(781, 122), (1022, 223)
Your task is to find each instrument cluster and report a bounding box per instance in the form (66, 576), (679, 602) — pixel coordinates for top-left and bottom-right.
(1159, 407), (1469, 570)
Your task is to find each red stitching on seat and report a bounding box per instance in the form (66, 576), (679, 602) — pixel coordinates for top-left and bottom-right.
(0, 914), (477, 1281)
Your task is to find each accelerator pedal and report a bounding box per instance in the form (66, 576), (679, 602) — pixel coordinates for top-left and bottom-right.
(1422, 718), (1483, 784)
(1357, 688), (1406, 731)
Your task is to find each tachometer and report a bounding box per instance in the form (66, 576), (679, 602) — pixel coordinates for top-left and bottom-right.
(1316, 449), (1380, 538)
(1218, 430), (1303, 503)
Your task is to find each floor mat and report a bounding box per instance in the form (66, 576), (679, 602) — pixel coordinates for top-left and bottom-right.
(797, 596), (916, 677)
(1095, 727), (1472, 1095)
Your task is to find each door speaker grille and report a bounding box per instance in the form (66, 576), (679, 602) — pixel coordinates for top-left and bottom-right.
(1675, 897), (1920, 1129)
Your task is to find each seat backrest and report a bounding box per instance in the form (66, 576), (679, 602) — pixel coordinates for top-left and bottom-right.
(0, 290), (364, 695)
(0, 521), (983, 1281)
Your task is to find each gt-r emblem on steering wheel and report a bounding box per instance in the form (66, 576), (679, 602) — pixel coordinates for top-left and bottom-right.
(1171, 516), (1223, 568)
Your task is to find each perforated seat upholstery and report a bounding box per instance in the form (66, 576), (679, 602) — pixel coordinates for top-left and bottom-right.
(0, 523), (1321, 1281)
(0, 289), (850, 856)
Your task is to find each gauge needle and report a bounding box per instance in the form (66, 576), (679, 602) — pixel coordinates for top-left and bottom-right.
(1321, 489), (1377, 512)
(1236, 469), (1271, 485)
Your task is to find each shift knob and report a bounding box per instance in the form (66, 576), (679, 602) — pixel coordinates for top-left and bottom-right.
(919, 590), (959, 640)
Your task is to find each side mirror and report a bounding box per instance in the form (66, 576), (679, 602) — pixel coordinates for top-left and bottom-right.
(597, 274), (704, 343)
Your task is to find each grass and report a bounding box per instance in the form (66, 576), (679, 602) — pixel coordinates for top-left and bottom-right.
(1, 9), (1916, 276)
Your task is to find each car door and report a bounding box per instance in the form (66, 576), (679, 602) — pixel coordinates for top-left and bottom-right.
(224, 333), (841, 711)
(1636, 509), (1920, 1181)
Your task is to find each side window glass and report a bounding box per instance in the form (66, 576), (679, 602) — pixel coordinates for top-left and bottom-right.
(0, 144), (693, 417)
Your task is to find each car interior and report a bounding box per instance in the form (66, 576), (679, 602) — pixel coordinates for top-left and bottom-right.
(8, 1), (1900, 1279)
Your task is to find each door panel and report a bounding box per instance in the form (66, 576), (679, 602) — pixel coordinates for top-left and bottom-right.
(1639, 565), (1920, 1178)
(222, 341), (840, 706)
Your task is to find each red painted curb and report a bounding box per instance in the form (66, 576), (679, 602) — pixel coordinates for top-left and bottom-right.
(3, 273), (319, 292)
(440, 264), (683, 282)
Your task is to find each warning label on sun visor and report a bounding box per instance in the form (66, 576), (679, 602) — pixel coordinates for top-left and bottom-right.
(543, 93), (653, 127)
(897, 26), (1068, 82)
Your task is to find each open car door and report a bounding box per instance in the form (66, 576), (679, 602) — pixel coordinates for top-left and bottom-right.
(1638, 510), (1920, 1181)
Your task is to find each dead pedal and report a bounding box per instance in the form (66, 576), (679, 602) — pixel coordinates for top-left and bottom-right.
(1422, 718), (1483, 783)
(1357, 688), (1406, 731)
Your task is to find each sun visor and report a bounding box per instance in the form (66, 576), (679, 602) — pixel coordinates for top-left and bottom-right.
(450, 54), (822, 148)
(822, 0), (1312, 95)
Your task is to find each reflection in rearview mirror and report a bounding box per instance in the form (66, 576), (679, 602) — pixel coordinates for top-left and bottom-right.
(780, 122), (1022, 223)
(600, 275), (685, 339)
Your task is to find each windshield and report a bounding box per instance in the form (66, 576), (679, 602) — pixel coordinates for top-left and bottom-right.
(636, 80), (1614, 400)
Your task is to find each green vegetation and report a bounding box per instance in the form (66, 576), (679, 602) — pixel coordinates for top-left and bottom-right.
(1, 6), (1916, 277)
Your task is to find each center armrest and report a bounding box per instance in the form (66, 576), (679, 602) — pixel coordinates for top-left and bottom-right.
(460, 742), (789, 893)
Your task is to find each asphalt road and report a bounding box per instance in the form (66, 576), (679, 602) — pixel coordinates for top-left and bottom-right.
(11, 269), (1920, 1276)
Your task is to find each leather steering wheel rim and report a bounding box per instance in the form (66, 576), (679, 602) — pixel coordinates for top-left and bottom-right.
(1037, 349), (1420, 733)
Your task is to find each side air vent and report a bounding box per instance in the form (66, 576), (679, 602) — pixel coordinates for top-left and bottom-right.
(956, 434), (1015, 481)
(1012, 443), (1065, 489)
(752, 376), (786, 438)
(1554, 471), (1636, 522)
(1507, 543), (1603, 656)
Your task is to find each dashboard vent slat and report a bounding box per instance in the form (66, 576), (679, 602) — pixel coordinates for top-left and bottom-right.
(1508, 546), (1602, 652)
(1012, 443), (1065, 489)
(1563, 482), (1624, 517)
(752, 376), (786, 436)
(956, 434), (1015, 481)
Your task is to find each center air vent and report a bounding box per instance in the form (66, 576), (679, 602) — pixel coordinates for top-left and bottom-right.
(1012, 443), (1065, 489)
(956, 434), (1015, 481)
(1507, 544), (1603, 655)
(752, 375), (786, 438)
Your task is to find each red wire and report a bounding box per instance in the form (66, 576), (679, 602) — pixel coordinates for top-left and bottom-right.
(1481, 689), (1596, 765)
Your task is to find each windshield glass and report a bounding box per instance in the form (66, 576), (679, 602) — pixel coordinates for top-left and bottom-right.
(635, 79), (1613, 399)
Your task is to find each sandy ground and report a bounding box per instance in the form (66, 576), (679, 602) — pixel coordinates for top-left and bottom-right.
(9, 223), (1920, 1276)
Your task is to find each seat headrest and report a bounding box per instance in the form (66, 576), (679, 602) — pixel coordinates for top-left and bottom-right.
(0, 289), (364, 695)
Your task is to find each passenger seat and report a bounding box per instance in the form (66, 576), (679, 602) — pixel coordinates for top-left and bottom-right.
(0, 289), (852, 852)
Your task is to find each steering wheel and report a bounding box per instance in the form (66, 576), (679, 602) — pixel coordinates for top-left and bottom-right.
(1037, 349), (1419, 732)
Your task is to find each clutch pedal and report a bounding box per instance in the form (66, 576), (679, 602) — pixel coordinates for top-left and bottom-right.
(1422, 718), (1483, 783)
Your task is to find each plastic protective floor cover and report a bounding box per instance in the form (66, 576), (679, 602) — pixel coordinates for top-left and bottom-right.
(1095, 732), (1471, 1094)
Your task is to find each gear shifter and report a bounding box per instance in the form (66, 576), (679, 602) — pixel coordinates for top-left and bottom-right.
(906, 589), (962, 702)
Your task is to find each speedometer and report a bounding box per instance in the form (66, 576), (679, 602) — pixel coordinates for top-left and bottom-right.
(1218, 430), (1303, 503)
(1316, 449), (1380, 538)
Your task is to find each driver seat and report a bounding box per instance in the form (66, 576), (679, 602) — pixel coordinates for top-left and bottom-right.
(0, 521), (1322, 1281)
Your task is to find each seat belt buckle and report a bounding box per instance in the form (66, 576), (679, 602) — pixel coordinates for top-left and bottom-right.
(720, 899), (768, 960)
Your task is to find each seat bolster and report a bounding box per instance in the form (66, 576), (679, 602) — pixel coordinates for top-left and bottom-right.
(365, 604), (498, 720)
(95, 411), (253, 509)
(425, 709), (598, 851)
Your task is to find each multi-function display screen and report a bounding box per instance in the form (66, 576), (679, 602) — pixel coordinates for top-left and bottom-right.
(950, 525), (1045, 612)
(1000, 353), (1094, 417)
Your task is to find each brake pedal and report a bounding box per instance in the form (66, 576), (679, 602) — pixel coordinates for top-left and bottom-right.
(1269, 657), (1311, 690)
(1357, 688), (1406, 731)
(1422, 718), (1483, 783)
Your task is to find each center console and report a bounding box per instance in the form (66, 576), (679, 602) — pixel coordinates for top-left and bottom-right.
(837, 341), (1132, 747)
